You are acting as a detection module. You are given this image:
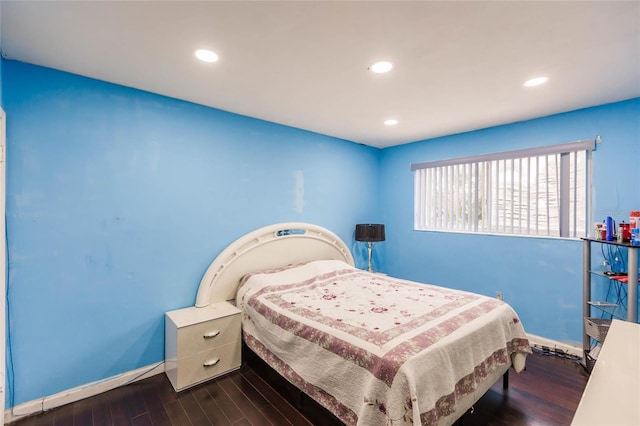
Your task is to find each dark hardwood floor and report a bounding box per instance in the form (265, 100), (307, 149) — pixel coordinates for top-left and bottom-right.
(11, 351), (589, 426)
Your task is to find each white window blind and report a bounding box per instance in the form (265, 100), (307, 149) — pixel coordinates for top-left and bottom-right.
(412, 139), (595, 238)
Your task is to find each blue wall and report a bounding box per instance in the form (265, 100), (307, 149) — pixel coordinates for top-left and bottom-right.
(2, 60), (380, 405)
(379, 98), (640, 344)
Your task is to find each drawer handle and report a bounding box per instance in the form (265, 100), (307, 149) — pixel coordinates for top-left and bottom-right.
(203, 358), (220, 367)
(203, 331), (220, 339)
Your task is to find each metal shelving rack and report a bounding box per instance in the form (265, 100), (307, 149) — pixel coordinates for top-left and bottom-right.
(582, 238), (639, 368)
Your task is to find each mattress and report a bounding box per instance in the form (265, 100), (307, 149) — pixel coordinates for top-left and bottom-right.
(237, 260), (530, 425)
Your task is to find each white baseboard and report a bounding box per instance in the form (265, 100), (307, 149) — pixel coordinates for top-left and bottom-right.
(5, 362), (165, 424)
(526, 333), (582, 358)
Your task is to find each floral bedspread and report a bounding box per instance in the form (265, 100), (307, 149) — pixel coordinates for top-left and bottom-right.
(237, 260), (530, 426)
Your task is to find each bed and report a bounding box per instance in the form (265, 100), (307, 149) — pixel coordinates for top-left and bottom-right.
(194, 223), (530, 425)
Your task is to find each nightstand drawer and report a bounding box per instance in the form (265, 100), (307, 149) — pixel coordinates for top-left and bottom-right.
(176, 313), (240, 356)
(170, 339), (241, 391)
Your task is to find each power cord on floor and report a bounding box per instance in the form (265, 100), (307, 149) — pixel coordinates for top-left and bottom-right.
(530, 344), (581, 361)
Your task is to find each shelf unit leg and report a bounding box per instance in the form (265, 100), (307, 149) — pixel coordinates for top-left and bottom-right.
(583, 240), (591, 351)
(628, 248), (638, 323)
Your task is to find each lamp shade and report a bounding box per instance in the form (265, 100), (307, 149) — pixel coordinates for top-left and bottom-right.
(355, 224), (385, 242)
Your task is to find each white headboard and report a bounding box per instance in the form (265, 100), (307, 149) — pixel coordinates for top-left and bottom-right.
(195, 222), (355, 307)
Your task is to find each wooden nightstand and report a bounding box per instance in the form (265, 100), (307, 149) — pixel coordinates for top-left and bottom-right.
(165, 301), (241, 391)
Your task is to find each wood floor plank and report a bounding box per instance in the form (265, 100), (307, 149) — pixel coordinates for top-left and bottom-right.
(228, 369), (270, 409)
(176, 391), (211, 426)
(203, 380), (244, 423)
(108, 388), (133, 426)
(508, 360), (586, 413)
(131, 413), (154, 426)
(259, 404), (295, 426)
(71, 399), (93, 426)
(138, 380), (173, 426)
(13, 416), (35, 426)
(10, 352), (589, 426)
(51, 403), (74, 426)
(217, 374), (274, 425)
(240, 367), (313, 426)
(161, 397), (193, 426)
(191, 385), (232, 425)
(123, 383), (149, 420)
(90, 392), (113, 426)
(155, 377), (193, 426)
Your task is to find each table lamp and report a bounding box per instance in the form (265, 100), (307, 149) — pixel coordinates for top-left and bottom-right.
(355, 224), (385, 272)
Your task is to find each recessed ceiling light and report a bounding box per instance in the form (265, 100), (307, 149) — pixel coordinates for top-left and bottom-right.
(524, 76), (548, 87)
(195, 49), (219, 63)
(384, 119), (398, 126)
(370, 61), (393, 74)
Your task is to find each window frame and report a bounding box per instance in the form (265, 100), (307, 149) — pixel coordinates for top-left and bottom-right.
(411, 139), (596, 239)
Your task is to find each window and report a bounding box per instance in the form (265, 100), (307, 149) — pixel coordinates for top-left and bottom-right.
(412, 139), (595, 238)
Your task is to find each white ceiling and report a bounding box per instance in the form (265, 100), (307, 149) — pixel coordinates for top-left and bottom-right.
(1, 1), (639, 148)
